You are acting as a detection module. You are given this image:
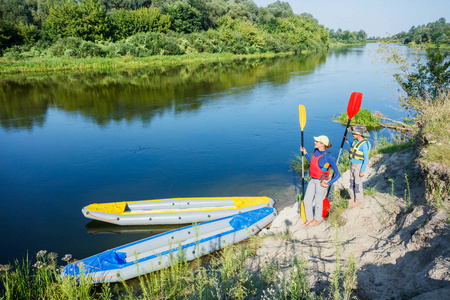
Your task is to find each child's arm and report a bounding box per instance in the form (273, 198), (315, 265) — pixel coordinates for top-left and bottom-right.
(324, 154), (341, 186)
(360, 143), (370, 172)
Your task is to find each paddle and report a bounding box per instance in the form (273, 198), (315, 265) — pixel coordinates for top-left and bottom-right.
(323, 92), (363, 217)
(299, 105), (307, 221)
(336, 92), (363, 165)
(299, 105), (306, 198)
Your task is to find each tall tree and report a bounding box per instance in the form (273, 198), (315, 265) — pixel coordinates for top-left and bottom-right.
(0, 0), (33, 24)
(44, 0), (110, 41)
(162, 1), (202, 33)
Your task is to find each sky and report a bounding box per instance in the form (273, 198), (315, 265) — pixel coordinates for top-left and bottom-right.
(252, 0), (450, 38)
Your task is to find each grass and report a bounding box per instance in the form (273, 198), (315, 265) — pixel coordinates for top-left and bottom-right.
(0, 234), (361, 300)
(371, 133), (416, 154)
(418, 91), (450, 167)
(0, 52), (291, 75)
(328, 191), (349, 227)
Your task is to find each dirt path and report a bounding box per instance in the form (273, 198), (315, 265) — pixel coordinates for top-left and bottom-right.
(249, 148), (450, 299)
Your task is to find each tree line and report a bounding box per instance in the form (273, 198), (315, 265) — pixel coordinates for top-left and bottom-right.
(0, 0), (366, 59)
(386, 17), (450, 45)
(329, 28), (367, 44)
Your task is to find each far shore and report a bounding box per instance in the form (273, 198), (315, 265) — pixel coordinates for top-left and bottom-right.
(0, 43), (365, 76)
(0, 52), (296, 76)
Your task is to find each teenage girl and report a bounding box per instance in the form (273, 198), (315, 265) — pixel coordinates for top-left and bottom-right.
(300, 135), (341, 226)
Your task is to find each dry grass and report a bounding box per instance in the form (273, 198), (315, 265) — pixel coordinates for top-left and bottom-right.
(419, 90), (450, 167)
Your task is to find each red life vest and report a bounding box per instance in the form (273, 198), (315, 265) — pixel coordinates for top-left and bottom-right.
(309, 152), (330, 180)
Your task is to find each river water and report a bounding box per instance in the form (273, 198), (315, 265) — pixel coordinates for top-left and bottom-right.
(0, 43), (404, 264)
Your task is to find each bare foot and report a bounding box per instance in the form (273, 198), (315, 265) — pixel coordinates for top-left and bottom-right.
(350, 201), (362, 207)
(307, 219), (321, 226)
(303, 220), (313, 226)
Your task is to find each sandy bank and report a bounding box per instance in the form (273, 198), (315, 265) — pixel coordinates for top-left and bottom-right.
(250, 147), (450, 299)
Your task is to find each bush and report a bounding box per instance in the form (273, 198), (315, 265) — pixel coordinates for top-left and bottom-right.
(163, 34), (185, 55)
(110, 7), (171, 40)
(125, 32), (185, 56)
(334, 108), (381, 128)
(3, 45), (25, 59)
(108, 42), (138, 57)
(79, 41), (107, 57)
(48, 37), (83, 57)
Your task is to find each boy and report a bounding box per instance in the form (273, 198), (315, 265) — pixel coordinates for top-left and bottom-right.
(345, 125), (370, 207)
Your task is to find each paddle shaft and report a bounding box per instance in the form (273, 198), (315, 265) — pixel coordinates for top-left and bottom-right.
(298, 105), (306, 200)
(301, 130), (305, 198)
(336, 119), (351, 165)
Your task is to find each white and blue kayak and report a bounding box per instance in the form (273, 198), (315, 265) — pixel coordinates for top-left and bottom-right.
(82, 196), (274, 226)
(62, 206), (277, 283)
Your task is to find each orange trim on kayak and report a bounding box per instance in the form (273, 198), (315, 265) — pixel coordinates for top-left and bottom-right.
(86, 212), (119, 222)
(253, 213), (277, 232)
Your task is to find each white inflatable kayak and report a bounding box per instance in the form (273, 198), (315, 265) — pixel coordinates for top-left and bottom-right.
(82, 196), (274, 226)
(62, 206), (277, 283)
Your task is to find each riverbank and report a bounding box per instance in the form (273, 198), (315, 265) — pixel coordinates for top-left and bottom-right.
(257, 146), (450, 299)
(0, 42), (361, 75)
(0, 52), (293, 75)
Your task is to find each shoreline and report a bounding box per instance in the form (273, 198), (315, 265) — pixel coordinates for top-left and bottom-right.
(0, 52), (296, 75)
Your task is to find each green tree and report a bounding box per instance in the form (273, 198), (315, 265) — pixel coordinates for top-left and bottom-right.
(202, 0), (227, 29)
(356, 29), (367, 42)
(44, 0), (110, 41)
(162, 1), (202, 33)
(100, 0), (152, 11)
(276, 15), (328, 52)
(379, 43), (450, 115)
(0, 0), (33, 24)
(300, 12), (317, 25)
(110, 6), (170, 40)
(395, 47), (450, 104)
(266, 0), (293, 18)
(0, 19), (22, 52)
(391, 18), (450, 45)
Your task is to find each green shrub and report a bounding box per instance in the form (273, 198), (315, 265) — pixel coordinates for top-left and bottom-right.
(334, 108), (381, 128)
(161, 34), (184, 55)
(110, 7), (171, 40)
(108, 42), (138, 57)
(48, 37), (83, 57)
(79, 41), (106, 58)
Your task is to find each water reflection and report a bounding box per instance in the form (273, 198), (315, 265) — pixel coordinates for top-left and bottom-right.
(0, 53), (327, 130)
(85, 220), (184, 235)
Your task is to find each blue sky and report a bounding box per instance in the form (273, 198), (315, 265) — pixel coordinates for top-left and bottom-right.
(253, 0), (450, 37)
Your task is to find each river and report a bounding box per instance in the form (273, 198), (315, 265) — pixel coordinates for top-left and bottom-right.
(0, 43), (403, 264)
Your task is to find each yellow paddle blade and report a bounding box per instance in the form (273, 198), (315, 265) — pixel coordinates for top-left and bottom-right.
(299, 105), (306, 130)
(300, 200), (307, 222)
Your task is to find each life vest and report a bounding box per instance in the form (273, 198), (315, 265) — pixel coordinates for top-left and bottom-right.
(309, 151), (330, 180)
(349, 139), (371, 160)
